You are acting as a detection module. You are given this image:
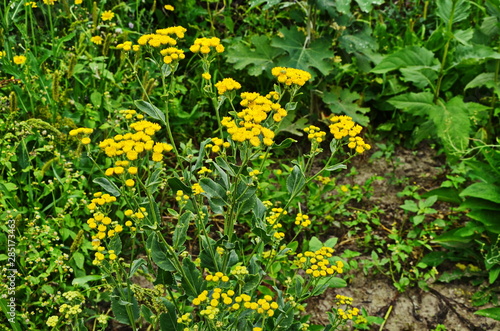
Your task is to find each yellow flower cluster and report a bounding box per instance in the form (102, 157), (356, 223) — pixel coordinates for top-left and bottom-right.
(221, 91), (286, 147)
(266, 207), (287, 240)
(206, 137), (230, 153)
(316, 175), (332, 185)
(337, 307), (360, 320)
(59, 304), (82, 319)
(87, 191), (117, 211)
(189, 37), (224, 54)
(296, 246), (343, 278)
(69, 127), (93, 145)
(137, 26), (186, 47)
(160, 47), (186, 64)
(335, 294), (353, 305)
(124, 208), (145, 228)
(87, 212), (123, 241)
(43, 0), (57, 5)
(197, 166), (212, 175)
(98, 120), (173, 162)
(295, 213), (311, 227)
(205, 271), (230, 282)
(214, 78), (242, 95)
(192, 183), (204, 195)
(46, 316), (58, 327)
(177, 313), (191, 324)
(119, 109), (144, 120)
(239, 294), (279, 317)
(175, 190), (189, 202)
(271, 67), (312, 86)
(25, 1), (37, 7)
(116, 41), (140, 52)
(230, 265), (249, 276)
(329, 115), (371, 153)
(303, 125), (326, 143)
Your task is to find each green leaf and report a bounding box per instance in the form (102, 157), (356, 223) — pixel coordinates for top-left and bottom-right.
(73, 252), (84, 270)
(323, 86), (370, 126)
(146, 168), (163, 195)
(271, 27), (334, 76)
(454, 45), (500, 64)
(93, 177), (121, 197)
(371, 46), (437, 74)
(159, 300), (179, 331)
(489, 265), (500, 284)
(173, 212), (193, 250)
(429, 97), (471, 159)
(309, 237), (323, 251)
(199, 178), (228, 205)
(90, 91), (102, 108)
(72, 275), (102, 286)
(134, 100), (166, 125)
(274, 138), (297, 149)
(468, 210), (500, 231)
(354, 0), (385, 13)
(475, 307), (500, 321)
(111, 288), (140, 325)
(453, 29), (474, 45)
(465, 73), (498, 90)
(325, 163), (347, 172)
(460, 182), (500, 204)
(286, 165), (305, 195)
(436, 0), (471, 25)
(129, 258), (146, 279)
(388, 92), (436, 116)
(400, 66), (438, 89)
(148, 233), (176, 272)
(181, 258), (203, 297)
(400, 200), (419, 213)
(167, 177), (192, 194)
(226, 35), (284, 76)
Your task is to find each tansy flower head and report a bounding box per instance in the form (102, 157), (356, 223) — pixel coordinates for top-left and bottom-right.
(271, 67), (312, 86)
(91, 36), (103, 45)
(214, 78), (241, 95)
(13, 55), (27, 65)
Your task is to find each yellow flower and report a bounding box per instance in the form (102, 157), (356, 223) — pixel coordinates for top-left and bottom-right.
(91, 36), (103, 45)
(192, 183), (204, 195)
(13, 55), (27, 65)
(214, 78), (241, 95)
(46, 316), (59, 327)
(164, 4), (174, 11)
(43, 0), (57, 5)
(101, 10), (115, 21)
(271, 67), (312, 86)
(202, 72), (211, 80)
(125, 179), (135, 187)
(81, 137), (91, 145)
(25, 2), (37, 7)
(74, 0), (82, 4)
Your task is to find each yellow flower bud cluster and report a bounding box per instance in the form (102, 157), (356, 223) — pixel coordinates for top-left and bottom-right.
(192, 183), (204, 195)
(271, 67), (312, 86)
(266, 207), (287, 240)
(239, 294), (279, 317)
(189, 37), (224, 54)
(221, 91), (286, 147)
(98, 120), (173, 162)
(59, 303), (83, 319)
(214, 78), (242, 95)
(175, 190), (189, 202)
(205, 271), (230, 282)
(295, 246), (343, 278)
(116, 41), (140, 52)
(328, 115), (371, 154)
(230, 265), (249, 276)
(335, 294), (353, 306)
(160, 47), (185, 64)
(87, 191), (117, 211)
(337, 307), (360, 320)
(316, 175), (332, 185)
(303, 125), (326, 143)
(69, 127), (93, 145)
(138, 26), (187, 47)
(295, 213), (311, 227)
(119, 109), (144, 120)
(177, 313), (192, 324)
(197, 166), (212, 175)
(206, 137), (230, 153)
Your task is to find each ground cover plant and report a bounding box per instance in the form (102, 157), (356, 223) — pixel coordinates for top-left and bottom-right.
(1, 0), (500, 330)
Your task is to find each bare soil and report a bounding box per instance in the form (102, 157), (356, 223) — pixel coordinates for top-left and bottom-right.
(307, 144), (500, 330)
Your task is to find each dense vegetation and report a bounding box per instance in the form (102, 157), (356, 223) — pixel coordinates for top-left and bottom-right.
(1, 0), (500, 330)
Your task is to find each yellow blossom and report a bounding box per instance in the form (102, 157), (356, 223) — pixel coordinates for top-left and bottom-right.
(13, 55), (27, 65)
(101, 10), (114, 21)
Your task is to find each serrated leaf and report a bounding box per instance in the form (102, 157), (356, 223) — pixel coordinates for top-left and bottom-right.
(93, 177), (121, 197)
(454, 45), (500, 65)
(465, 73), (497, 90)
(134, 100), (166, 125)
(388, 92), (437, 116)
(354, 0), (385, 13)
(453, 29), (474, 45)
(226, 35), (284, 76)
(323, 86), (370, 126)
(436, 0), (471, 25)
(271, 27), (334, 76)
(371, 46), (437, 74)
(400, 66), (438, 89)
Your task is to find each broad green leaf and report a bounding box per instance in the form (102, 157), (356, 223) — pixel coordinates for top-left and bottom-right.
(111, 288), (140, 325)
(489, 266), (500, 284)
(400, 200), (419, 213)
(271, 27), (334, 76)
(468, 210), (500, 231)
(72, 275), (102, 286)
(460, 182), (500, 204)
(273, 138), (297, 149)
(215, 156), (236, 177)
(148, 233), (176, 272)
(453, 29), (474, 45)
(146, 167), (163, 194)
(371, 46), (437, 74)
(454, 45), (500, 65)
(167, 177), (192, 194)
(134, 100), (166, 125)
(325, 163), (347, 172)
(226, 35), (284, 76)
(129, 258), (146, 279)
(199, 178), (228, 205)
(388, 92), (436, 116)
(436, 0), (471, 25)
(159, 300), (179, 331)
(400, 67), (438, 89)
(309, 237), (323, 251)
(90, 91), (102, 108)
(72, 252), (84, 270)
(181, 258), (203, 297)
(354, 0), (385, 13)
(286, 165), (305, 195)
(173, 212), (193, 250)
(475, 307), (500, 321)
(465, 73), (497, 90)
(93, 177), (121, 197)
(323, 86), (370, 126)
